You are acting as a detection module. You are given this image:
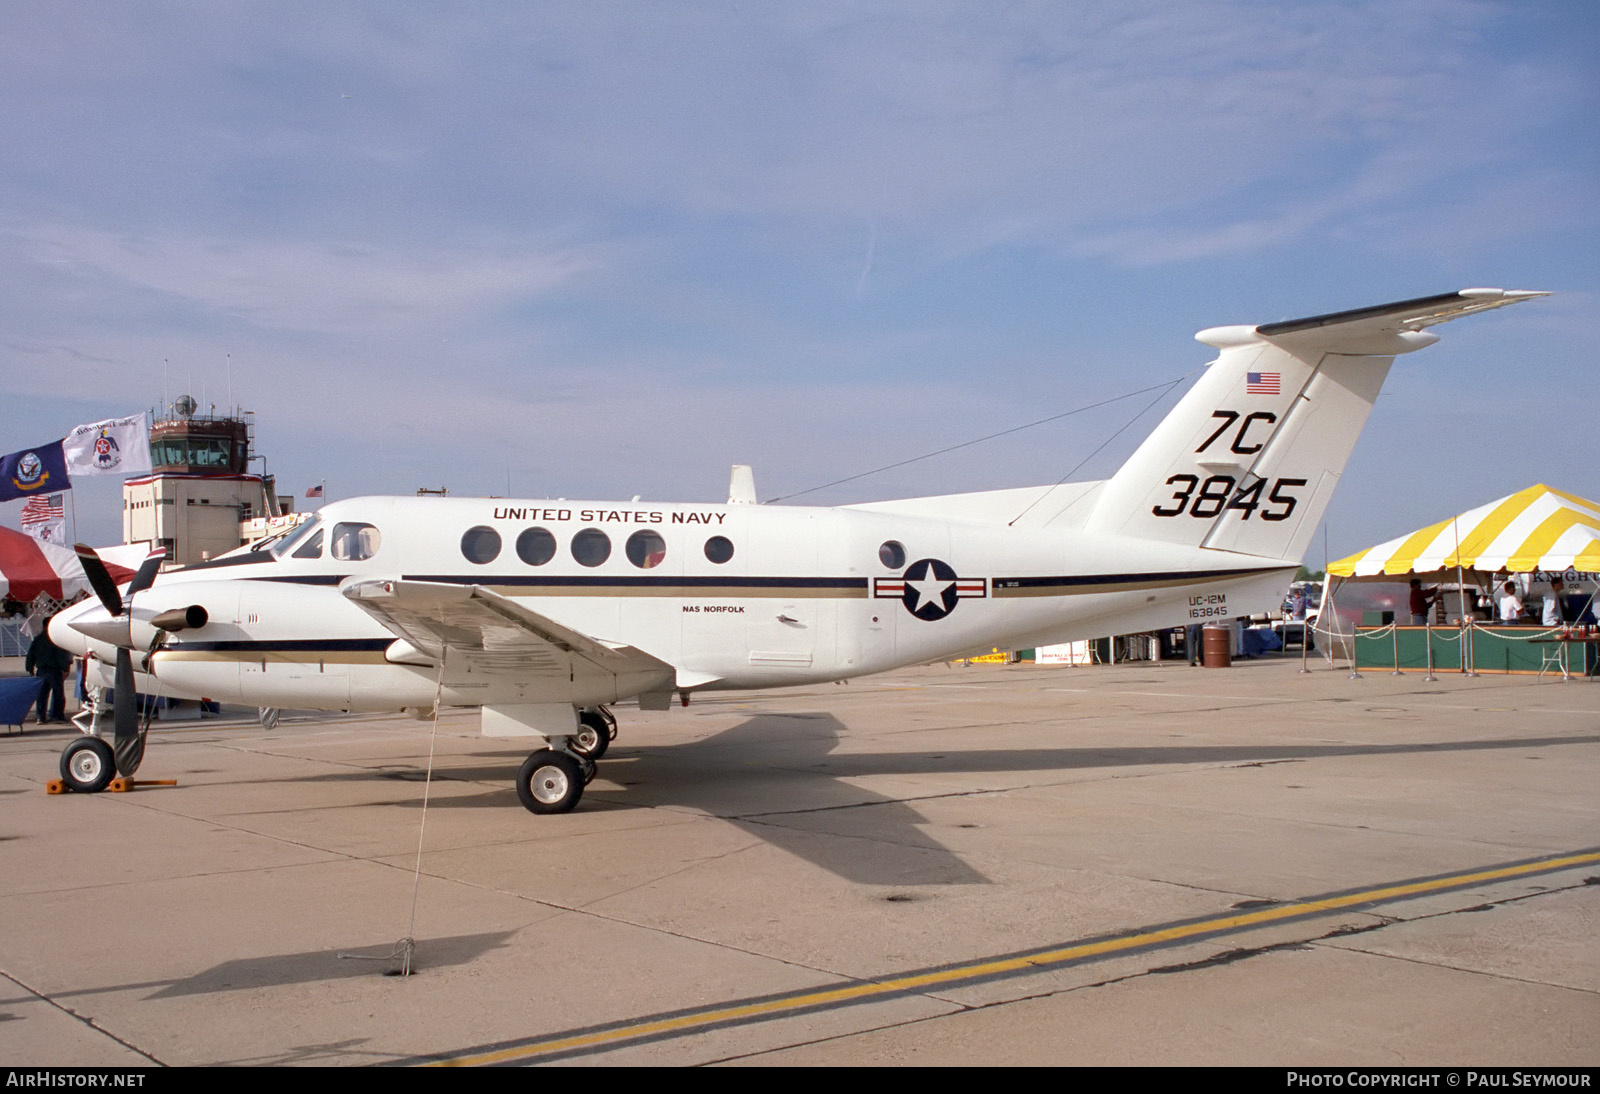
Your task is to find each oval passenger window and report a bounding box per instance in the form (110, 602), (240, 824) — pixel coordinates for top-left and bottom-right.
(626, 530), (667, 569)
(517, 527), (556, 566)
(571, 528), (611, 567)
(879, 540), (906, 569)
(460, 526), (501, 564)
(704, 535), (734, 564)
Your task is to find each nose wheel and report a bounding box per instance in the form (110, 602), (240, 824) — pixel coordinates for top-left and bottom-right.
(59, 736), (116, 793)
(515, 749), (594, 814)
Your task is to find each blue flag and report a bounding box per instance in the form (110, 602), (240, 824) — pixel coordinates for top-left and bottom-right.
(0, 440), (70, 503)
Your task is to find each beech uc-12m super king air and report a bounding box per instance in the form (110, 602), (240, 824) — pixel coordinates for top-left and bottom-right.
(51, 288), (1545, 813)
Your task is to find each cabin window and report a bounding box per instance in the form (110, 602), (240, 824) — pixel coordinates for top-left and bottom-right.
(571, 528), (611, 567)
(291, 529), (323, 559)
(626, 529), (667, 569)
(516, 527), (557, 566)
(331, 522), (381, 562)
(879, 540), (906, 569)
(460, 526), (501, 564)
(704, 535), (734, 564)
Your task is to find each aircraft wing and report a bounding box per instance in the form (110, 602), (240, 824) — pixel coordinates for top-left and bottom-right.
(341, 578), (672, 678)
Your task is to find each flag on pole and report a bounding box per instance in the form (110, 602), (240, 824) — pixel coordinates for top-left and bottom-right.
(0, 441), (69, 502)
(23, 518), (65, 545)
(19, 493), (64, 525)
(306, 484), (324, 498)
(19, 493), (66, 542)
(62, 414), (152, 477)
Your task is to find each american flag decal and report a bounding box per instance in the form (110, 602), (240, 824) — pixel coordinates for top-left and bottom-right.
(1246, 371), (1280, 395)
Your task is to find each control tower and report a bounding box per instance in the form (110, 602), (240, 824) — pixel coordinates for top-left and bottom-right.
(123, 396), (293, 564)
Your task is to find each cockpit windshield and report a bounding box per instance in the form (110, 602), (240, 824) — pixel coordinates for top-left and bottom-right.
(209, 518), (317, 562)
(264, 517), (323, 559)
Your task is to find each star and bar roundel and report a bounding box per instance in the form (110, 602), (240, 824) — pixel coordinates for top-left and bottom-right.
(873, 558), (987, 621)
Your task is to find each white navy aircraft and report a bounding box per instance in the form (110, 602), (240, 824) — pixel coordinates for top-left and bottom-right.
(51, 288), (1544, 813)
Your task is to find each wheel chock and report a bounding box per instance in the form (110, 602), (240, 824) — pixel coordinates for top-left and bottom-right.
(46, 777), (180, 794)
(109, 777), (179, 793)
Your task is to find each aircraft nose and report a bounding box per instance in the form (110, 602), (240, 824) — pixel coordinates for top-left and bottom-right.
(50, 601), (101, 655)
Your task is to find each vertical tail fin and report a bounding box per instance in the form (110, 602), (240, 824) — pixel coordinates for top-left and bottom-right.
(1082, 289), (1547, 562)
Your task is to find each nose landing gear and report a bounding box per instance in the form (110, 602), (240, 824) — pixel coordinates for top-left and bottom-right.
(59, 736), (116, 793)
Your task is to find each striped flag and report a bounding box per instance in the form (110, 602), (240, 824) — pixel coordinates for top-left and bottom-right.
(18, 493), (65, 545)
(19, 493), (65, 526)
(1246, 371), (1281, 395)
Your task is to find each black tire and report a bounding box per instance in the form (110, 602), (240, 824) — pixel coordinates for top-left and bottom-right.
(572, 710), (611, 761)
(516, 750), (585, 814)
(60, 737), (116, 793)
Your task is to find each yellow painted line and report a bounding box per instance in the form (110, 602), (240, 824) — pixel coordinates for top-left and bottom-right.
(422, 848), (1600, 1067)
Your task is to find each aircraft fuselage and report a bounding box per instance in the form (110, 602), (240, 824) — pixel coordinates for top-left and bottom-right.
(54, 494), (1291, 713)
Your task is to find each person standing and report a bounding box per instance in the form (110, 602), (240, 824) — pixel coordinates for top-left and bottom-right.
(1497, 580), (1524, 624)
(1408, 579), (1438, 625)
(1542, 577), (1569, 627)
(25, 617), (72, 724)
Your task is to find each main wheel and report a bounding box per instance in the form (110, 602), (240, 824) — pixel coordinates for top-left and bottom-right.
(60, 737), (116, 793)
(516, 750), (585, 814)
(572, 710), (611, 761)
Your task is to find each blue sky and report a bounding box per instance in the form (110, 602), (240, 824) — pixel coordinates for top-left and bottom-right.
(2, 1), (1595, 562)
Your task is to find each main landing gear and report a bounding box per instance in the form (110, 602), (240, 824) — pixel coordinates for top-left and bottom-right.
(571, 707), (616, 761)
(514, 705), (614, 814)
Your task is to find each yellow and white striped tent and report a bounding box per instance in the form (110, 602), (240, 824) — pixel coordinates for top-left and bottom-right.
(1329, 484), (1600, 579)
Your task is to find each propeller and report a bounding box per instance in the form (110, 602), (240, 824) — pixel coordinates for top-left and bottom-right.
(71, 545), (189, 778)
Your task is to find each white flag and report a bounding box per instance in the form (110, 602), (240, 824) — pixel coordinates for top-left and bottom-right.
(62, 414), (152, 477)
(24, 519), (66, 545)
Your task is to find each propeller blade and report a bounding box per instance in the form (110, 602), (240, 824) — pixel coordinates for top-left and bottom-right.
(74, 544), (124, 617)
(112, 648), (145, 777)
(125, 547), (167, 597)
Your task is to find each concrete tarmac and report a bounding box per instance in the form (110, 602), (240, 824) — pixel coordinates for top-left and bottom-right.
(0, 656), (1595, 1066)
